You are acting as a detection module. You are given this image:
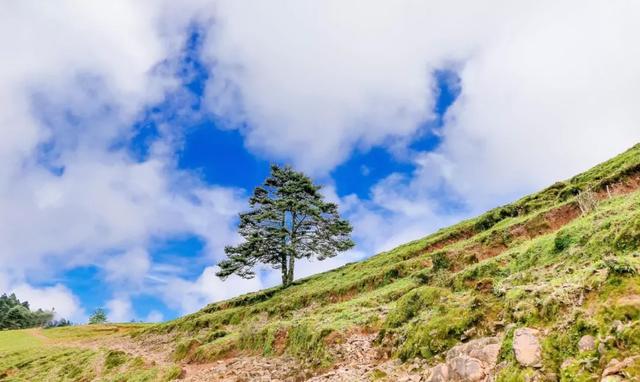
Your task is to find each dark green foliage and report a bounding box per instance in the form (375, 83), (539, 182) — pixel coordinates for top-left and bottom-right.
(218, 165), (354, 286)
(398, 300), (483, 361)
(88, 308), (107, 325)
(497, 327), (516, 363)
(0, 293), (55, 329)
(474, 205), (519, 231)
(431, 252), (451, 272)
(45, 318), (72, 328)
(206, 330), (228, 342)
(554, 230), (574, 252)
(615, 216), (640, 251)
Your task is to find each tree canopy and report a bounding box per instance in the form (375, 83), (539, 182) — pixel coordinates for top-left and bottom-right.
(0, 293), (55, 329)
(88, 308), (107, 325)
(217, 165), (354, 286)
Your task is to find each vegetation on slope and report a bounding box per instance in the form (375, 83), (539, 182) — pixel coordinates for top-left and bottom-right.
(137, 143), (640, 379)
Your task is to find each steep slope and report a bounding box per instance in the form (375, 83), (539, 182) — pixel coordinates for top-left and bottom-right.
(143, 143), (640, 381)
(2, 144), (640, 381)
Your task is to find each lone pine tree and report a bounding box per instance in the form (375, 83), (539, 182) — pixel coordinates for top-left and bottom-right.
(217, 165), (354, 287)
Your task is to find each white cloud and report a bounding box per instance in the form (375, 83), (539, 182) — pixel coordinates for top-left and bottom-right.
(0, 0), (246, 316)
(426, 1), (640, 208)
(106, 296), (134, 323)
(160, 267), (264, 314)
(103, 248), (151, 288)
(145, 310), (165, 323)
(201, 0), (522, 173)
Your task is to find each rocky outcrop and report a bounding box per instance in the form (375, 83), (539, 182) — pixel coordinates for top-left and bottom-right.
(601, 356), (640, 381)
(513, 328), (542, 367)
(578, 335), (596, 352)
(425, 336), (502, 382)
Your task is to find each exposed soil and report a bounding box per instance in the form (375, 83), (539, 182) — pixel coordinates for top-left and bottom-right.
(28, 328), (423, 381)
(421, 229), (475, 255)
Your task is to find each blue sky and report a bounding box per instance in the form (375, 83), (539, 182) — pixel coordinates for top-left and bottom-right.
(1, 1), (638, 323)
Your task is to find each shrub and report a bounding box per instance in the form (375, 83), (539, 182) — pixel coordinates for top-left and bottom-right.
(385, 287), (446, 328)
(432, 252), (451, 272)
(88, 308), (107, 325)
(554, 230), (574, 252)
(615, 217), (640, 251)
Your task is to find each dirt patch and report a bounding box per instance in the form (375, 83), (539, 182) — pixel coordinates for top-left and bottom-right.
(273, 329), (289, 355)
(421, 228), (475, 255)
(507, 203), (581, 240)
(182, 355), (305, 382)
(66, 331), (175, 367)
(427, 171), (640, 269)
(457, 176), (640, 267)
(598, 169), (640, 198)
(617, 294), (640, 307)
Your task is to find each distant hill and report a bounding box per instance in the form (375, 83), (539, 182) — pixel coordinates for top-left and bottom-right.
(2, 144), (639, 381)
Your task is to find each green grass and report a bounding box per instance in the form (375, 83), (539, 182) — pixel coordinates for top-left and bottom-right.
(0, 328), (181, 382)
(0, 330), (42, 353)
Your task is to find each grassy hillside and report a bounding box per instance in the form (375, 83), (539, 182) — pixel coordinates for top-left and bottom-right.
(2, 144), (640, 381)
(0, 325), (182, 381)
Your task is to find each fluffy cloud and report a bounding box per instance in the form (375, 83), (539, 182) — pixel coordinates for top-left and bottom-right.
(160, 267), (264, 314)
(203, 0), (640, 185)
(145, 310), (165, 323)
(201, 0), (522, 173)
(106, 297), (134, 323)
(427, 1), (640, 208)
(0, 1), (244, 319)
(103, 248), (151, 288)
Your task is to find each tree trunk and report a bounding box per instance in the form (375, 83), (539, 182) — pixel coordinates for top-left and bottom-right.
(281, 211), (289, 286)
(281, 257), (288, 286)
(287, 254), (295, 285)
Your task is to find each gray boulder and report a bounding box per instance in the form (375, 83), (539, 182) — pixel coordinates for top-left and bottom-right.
(513, 328), (542, 367)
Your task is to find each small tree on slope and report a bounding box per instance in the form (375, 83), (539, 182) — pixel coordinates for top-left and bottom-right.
(217, 165), (354, 287)
(88, 308), (107, 325)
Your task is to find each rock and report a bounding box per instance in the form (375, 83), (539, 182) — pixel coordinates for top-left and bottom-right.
(602, 356), (640, 377)
(612, 320), (624, 334)
(425, 364), (449, 382)
(449, 355), (485, 381)
(560, 358), (574, 369)
(600, 376), (623, 382)
(446, 336), (501, 367)
(513, 328), (542, 368)
(578, 335), (596, 352)
(437, 336), (503, 381)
